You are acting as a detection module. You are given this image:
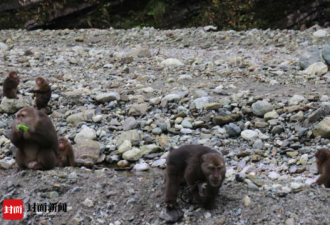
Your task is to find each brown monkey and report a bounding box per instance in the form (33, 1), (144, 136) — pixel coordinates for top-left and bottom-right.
(10, 107), (61, 170)
(33, 77), (51, 110)
(3, 71), (20, 99)
(312, 148), (330, 187)
(58, 137), (75, 167)
(165, 145), (226, 210)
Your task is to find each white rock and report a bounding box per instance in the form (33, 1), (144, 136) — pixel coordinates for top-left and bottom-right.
(268, 171), (280, 180)
(204, 25), (217, 31)
(269, 80), (279, 85)
(320, 95), (329, 102)
(95, 92), (120, 102)
(290, 182), (304, 190)
(141, 87), (154, 93)
(160, 58), (184, 67)
(299, 154), (309, 165)
(289, 95), (305, 105)
(162, 94), (181, 102)
(0, 96), (30, 114)
(118, 140), (132, 154)
(0, 42), (8, 51)
(133, 162), (150, 171)
(214, 85), (224, 94)
(178, 75), (192, 81)
(122, 148), (142, 161)
(313, 29), (328, 38)
(305, 177), (317, 185)
(281, 186), (292, 194)
(82, 198), (94, 207)
(74, 126), (97, 143)
(92, 115), (103, 123)
(303, 62), (328, 76)
(151, 158), (166, 168)
(243, 195), (251, 207)
(180, 128), (193, 134)
(241, 130), (259, 141)
(0, 157), (16, 169)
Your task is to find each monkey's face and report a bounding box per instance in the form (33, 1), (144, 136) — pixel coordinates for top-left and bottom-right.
(315, 148), (330, 164)
(9, 72), (19, 82)
(36, 77), (44, 85)
(16, 109), (34, 126)
(201, 153), (226, 187)
(59, 139), (67, 150)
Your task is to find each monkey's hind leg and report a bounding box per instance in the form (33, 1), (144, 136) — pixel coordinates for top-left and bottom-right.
(36, 149), (57, 170)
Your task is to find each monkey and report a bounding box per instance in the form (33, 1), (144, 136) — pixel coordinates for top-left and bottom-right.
(58, 137), (75, 167)
(165, 145), (226, 211)
(33, 77), (51, 110)
(10, 107), (61, 170)
(3, 71), (20, 99)
(312, 148), (330, 188)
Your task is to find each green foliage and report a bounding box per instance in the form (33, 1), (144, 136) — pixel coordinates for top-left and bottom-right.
(191, 0), (260, 30)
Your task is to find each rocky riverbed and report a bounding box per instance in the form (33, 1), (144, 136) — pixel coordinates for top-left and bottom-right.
(1, 26), (330, 224)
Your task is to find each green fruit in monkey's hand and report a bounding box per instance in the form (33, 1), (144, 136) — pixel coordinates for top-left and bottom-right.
(17, 124), (30, 132)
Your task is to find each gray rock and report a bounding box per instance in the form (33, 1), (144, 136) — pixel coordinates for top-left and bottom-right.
(225, 123), (241, 137)
(74, 140), (100, 166)
(181, 119), (192, 128)
(123, 117), (137, 131)
(129, 103), (148, 116)
(253, 139), (263, 149)
(117, 130), (141, 146)
(322, 44), (330, 65)
(194, 97), (210, 109)
(299, 45), (321, 70)
(212, 114), (240, 126)
(252, 100), (273, 116)
(152, 127), (162, 135)
(303, 104), (330, 126)
(177, 106), (189, 115)
(127, 48), (151, 58)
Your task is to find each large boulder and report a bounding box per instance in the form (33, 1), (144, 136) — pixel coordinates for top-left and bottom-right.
(299, 45), (321, 70)
(0, 96), (30, 114)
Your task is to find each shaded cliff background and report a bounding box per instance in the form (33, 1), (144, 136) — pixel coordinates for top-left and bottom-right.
(0, 0), (330, 30)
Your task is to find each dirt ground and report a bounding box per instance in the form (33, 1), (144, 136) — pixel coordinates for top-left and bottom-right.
(1, 168), (330, 225)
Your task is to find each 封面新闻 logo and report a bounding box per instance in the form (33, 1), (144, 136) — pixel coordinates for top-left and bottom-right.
(3, 199), (24, 220)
